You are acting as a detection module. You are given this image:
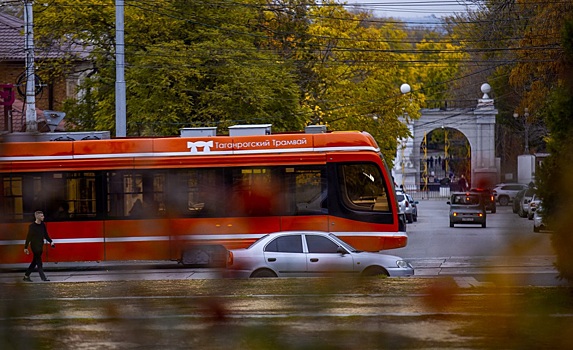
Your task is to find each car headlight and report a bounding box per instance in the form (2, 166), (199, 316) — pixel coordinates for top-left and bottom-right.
(396, 260), (410, 268)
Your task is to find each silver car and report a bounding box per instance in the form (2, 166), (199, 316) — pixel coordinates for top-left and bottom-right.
(396, 190), (414, 223)
(226, 231), (414, 278)
(527, 194), (541, 220)
(533, 204), (550, 232)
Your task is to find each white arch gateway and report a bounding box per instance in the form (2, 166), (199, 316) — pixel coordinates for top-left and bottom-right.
(393, 84), (499, 192)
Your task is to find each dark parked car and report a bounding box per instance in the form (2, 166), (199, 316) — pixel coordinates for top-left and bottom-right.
(405, 193), (419, 222)
(448, 192), (487, 228)
(518, 187), (536, 218)
(470, 188), (496, 213)
(513, 187), (536, 216)
(513, 189), (526, 213)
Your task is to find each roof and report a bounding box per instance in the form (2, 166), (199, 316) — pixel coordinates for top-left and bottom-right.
(0, 12), (24, 60)
(5, 98), (52, 132)
(0, 12), (84, 61)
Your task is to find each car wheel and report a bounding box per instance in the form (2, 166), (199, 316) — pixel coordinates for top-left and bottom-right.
(413, 213), (418, 222)
(482, 222), (486, 228)
(534, 225), (540, 233)
(250, 269), (277, 278)
(491, 207), (496, 214)
(499, 196), (509, 206)
(450, 221), (454, 228)
(407, 214), (413, 224)
(361, 266), (389, 277)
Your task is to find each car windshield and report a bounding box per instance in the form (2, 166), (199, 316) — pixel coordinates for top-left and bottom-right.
(396, 194), (405, 201)
(451, 194), (480, 205)
(328, 233), (360, 252)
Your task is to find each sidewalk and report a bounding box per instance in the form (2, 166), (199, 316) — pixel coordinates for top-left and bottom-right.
(409, 255), (558, 276)
(0, 255), (561, 285)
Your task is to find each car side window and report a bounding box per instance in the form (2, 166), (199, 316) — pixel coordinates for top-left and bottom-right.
(264, 235), (303, 253)
(306, 235), (340, 253)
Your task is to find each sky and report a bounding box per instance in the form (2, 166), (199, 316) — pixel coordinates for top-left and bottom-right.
(342, 0), (477, 19)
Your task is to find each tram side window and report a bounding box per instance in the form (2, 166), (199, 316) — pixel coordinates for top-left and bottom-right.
(167, 168), (225, 217)
(290, 167), (327, 215)
(65, 172), (97, 219)
(2, 174), (45, 221)
(0, 172), (97, 221)
(107, 171), (166, 218)
(229, 167), (287, 217)
(0, 176), (23, 221)
(338, 163), (391, 212)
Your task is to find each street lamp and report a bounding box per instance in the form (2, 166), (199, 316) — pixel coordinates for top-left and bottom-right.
(372, 83), (411, 121)
(513, 108), (530, 154)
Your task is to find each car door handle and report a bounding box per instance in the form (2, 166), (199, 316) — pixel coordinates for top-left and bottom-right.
(310, 258), (319, 262)
(267, 258), (276, 262)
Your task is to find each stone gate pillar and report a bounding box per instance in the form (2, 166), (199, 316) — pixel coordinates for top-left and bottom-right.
(471, 84), (498, 188)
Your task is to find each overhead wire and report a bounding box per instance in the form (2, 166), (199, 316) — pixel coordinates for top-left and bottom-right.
(17, 0), (561, 76)
(5, 0), (563, 117)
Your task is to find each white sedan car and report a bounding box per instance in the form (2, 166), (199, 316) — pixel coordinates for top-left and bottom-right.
(226, 231), (414, 278)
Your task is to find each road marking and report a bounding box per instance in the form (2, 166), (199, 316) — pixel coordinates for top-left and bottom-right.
(453, 277), (495, 288)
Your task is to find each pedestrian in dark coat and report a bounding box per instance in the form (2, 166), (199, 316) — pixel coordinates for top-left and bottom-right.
(458, 174), (469, 192)
(23, 211), (55, 282)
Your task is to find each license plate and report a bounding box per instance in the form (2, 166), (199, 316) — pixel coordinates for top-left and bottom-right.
(462, 218), (474, 221)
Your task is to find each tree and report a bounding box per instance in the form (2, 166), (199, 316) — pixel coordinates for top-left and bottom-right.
(536, 18), (573, 283)
(290, 2), (422, 163)
(32, 0), (440, 166)
(33, 0), (305, 135)
(413, 30), (468, 106)
(454, 0), (573, 281)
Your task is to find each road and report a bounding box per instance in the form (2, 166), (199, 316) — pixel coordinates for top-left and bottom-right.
(0, 199), (563, 286)
(387, 199), (563, 286)
(393, 199), (554, 257)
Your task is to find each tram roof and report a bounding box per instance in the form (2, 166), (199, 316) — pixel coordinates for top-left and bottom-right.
(0, 130), (381, 161)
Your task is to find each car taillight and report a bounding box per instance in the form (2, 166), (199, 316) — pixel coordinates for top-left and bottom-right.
(405, 202), (409, 207)
(490, 195), (494, 201)
(478, 213), (483, 217)
(227, 251), (234, 266)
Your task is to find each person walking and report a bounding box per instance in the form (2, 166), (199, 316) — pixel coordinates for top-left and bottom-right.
(23, 211), (55, 282)
(458, 174), (469, 192)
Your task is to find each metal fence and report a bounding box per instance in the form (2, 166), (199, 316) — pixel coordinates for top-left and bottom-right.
(398, 183), (453, 200)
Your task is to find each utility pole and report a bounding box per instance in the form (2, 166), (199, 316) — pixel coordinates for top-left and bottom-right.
(115, 0), (126, 137)
(24, 0), (37, 132)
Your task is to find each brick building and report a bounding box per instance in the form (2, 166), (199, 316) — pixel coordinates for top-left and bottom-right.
(0, 12), (89, 132)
